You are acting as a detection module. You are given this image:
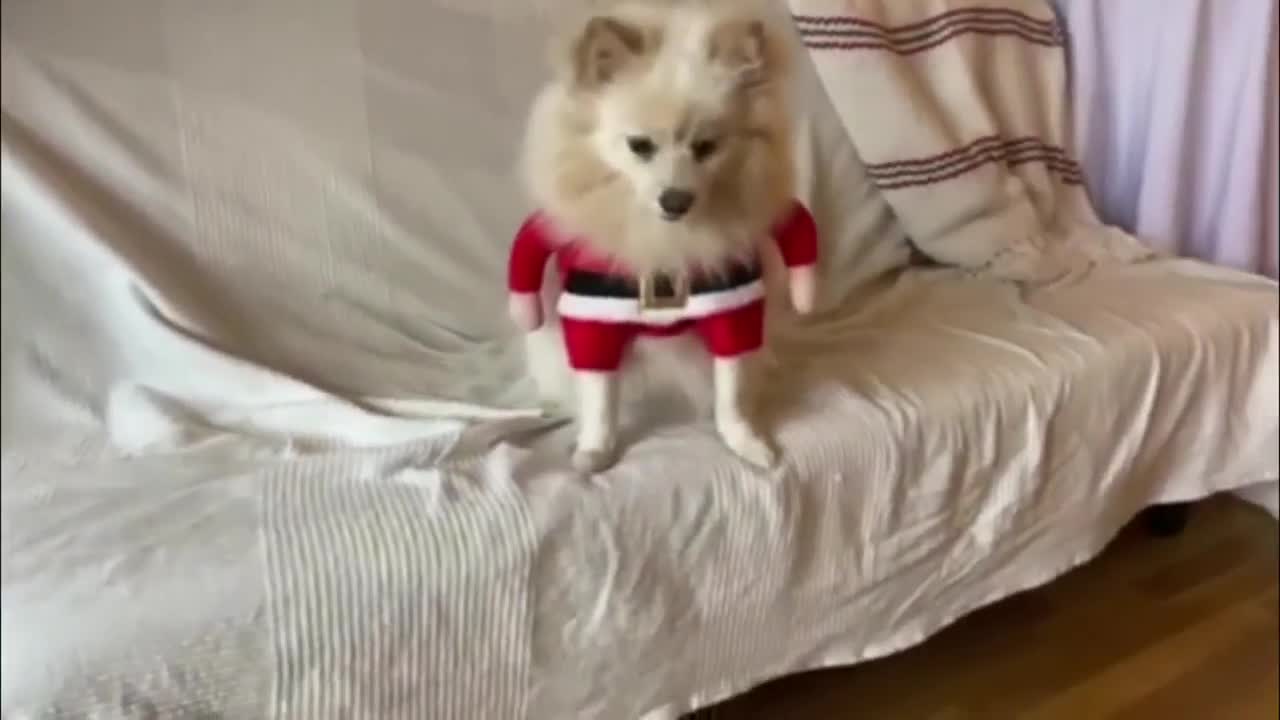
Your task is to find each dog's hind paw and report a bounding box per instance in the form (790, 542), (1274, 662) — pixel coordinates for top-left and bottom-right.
(718, 421), (776, 469)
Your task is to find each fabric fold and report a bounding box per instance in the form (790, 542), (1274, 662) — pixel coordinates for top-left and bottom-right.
(790, 0), (1154, 283)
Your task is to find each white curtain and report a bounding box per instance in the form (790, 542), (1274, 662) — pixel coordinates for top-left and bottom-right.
(1055, 0), (1279, 279)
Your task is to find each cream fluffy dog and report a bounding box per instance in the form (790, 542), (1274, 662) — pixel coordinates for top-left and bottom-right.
(508, 0), (816, 471)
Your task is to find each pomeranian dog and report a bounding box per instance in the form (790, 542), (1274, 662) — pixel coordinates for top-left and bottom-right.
(508, 0), (817, 471)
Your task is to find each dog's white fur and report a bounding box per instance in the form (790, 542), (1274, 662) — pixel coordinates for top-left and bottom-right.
(512, 0), (813, 470)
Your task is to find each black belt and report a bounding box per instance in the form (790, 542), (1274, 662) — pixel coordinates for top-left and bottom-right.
(563, 263), (761, 298)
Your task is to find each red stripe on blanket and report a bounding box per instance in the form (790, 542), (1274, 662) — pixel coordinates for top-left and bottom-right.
(867, 136), (1074, 175)
(792, 7), (1057, 35)
(793, 8), (1063, 52)
(801, 24), (1061, 52)
(874, 155), (1083, 190)
(800, 20), (1057, 43)
(865, 138), (1084, 190)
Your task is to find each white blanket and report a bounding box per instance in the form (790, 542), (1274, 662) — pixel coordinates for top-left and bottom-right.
(4, 253), (1277, 718)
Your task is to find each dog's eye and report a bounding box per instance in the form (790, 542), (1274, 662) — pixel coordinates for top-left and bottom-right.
(691, 139), (719, 162)
(627, 136), (657, 160)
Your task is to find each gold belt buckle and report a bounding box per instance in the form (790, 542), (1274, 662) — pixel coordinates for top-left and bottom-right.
(638, 272), (690, 310)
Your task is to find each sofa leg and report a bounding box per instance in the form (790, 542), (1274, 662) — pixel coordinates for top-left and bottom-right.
(1145, 503), (1191, 537)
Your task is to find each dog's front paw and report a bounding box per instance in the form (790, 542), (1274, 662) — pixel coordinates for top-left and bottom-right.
(572, 431), (617, 473)
(718, 420), (777, 468)
(572, 445), (617, 473)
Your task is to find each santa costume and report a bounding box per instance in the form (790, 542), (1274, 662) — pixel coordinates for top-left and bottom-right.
(507, 200), (818, 371)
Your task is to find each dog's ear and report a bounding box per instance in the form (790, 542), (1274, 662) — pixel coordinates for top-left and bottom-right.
(566, 16), (650, 88)
(708, 19), (779, 90)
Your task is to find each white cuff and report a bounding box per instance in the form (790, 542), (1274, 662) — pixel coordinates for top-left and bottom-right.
(788, 264), (817, 315)
(508, 292), (543, 331)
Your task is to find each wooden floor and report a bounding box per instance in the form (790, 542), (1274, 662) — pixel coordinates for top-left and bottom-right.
(695, 498), (1279, 719)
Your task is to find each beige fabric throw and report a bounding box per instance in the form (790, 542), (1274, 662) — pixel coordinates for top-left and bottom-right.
(789, 0), (1154, 283)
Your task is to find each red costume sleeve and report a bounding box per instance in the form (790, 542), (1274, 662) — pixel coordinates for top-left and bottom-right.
(771, 201), (819, 268)
(508, 212), (555, 294)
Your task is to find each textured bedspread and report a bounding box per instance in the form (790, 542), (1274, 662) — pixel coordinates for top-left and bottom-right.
(4, 255), (1276, 718)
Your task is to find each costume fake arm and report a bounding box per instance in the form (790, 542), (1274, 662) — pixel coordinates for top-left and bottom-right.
(772, 201), (819, 314)
(507, 213), (555, 331)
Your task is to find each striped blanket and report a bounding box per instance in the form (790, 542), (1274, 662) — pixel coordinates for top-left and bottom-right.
(789, 0), (1154, 283)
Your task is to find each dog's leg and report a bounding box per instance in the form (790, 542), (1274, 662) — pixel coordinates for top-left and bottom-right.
(714, 354), (775, 468)
(573, 370), (618, 472)
(524, 323), (577, 414)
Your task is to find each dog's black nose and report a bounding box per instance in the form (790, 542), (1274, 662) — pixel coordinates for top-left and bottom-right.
(658, 189), (695, 218)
